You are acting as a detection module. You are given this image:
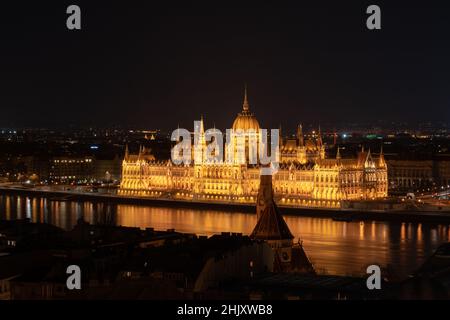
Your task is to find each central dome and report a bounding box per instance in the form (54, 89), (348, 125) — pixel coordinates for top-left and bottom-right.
(232, 87), (260, 131)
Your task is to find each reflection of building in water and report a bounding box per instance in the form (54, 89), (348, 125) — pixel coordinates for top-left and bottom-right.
(250, 173), (315, 274)
(120, 89), (388, 208)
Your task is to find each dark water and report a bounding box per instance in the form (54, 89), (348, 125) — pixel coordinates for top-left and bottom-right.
(1, 194), (449, 277)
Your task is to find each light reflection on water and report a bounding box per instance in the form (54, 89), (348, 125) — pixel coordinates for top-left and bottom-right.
(1, 194), (449, 277)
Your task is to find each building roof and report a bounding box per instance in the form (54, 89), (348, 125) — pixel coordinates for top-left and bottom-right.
(123, 234), (256, 280)
(249, 273), (371, 292)
(251, 174), (294, 241)
(250, 201), (294, 240)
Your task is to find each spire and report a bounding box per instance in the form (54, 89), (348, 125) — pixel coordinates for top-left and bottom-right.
(297, 124), (304, 146)
(137, 145), (142, 160)
(317, 125), (323, 147)
(336, 146), (341, 160)
(278, 124), (283, 146)
(251, 173), (294, 241)
(242, 84), (250, 112)
(124, 144), (129, 160)
(198, 115), (206, 150)
(252, 168), (315, 275)
(297, 124), (303, 136)
(256, 173), (274, 220)
(200, 115), (205, 134)
(379, 144), (386, 167)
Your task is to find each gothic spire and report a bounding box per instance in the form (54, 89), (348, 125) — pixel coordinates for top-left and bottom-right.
(251, 173), (294, 241)
(297, 124), (304, 146)
(317, 125), (323, 147)
(124, 144), (129, 159)
(243, 84), (250, 112)
(379, 144), (386, 167)
(200, 115), (205, 134)
(278, 124), (283, 146)
(137, 145), (142, 160)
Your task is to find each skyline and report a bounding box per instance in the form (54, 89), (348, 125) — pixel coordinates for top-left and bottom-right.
(1, 1), (450, 130)
(2, 0), (450, 305)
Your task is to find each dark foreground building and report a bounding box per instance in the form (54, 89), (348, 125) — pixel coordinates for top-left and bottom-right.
(1, 219), (274, 300)
(251, 173), (315, 274)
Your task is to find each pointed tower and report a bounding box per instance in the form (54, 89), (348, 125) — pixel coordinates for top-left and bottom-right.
(357, 145), (367, 168)
(317, 125), (325, 160)
(378, 144), (386, 168)
(296, 124), (307, 164)
(243, 84), (250, 112)
(200, 115), (206, 155)
(296, 124), (304, 147)
(256, 174), (274, 220)
(124, 144), (129, 161)
(336, 146), (341, 160)
(278, 124), (283, 147)
(194, 116), (206, 164)
(200, 115), (205, 134)
(251, 172), (315, 274)
(317, 125), (323, 147)
(251, 173), (294, 243)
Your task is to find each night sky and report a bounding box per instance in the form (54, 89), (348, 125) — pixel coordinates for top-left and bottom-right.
(1, 1), (449, 131)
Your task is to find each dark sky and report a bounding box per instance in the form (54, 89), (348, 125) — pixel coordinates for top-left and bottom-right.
(1, 1), (450, 131)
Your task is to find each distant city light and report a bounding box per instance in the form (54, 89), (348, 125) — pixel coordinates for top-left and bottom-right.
(90, 145), (99, 150)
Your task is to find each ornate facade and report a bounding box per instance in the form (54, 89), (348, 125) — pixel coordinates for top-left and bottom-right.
(119, 90), (388, 208)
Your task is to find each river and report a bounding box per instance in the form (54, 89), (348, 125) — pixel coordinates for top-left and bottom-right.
(1, 194), (449, 277)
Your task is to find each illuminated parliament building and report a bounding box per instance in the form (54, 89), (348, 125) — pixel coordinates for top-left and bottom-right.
(120, 90), (388, 208)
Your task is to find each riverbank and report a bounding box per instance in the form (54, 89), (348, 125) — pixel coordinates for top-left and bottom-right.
(1, 185), (450, 223)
